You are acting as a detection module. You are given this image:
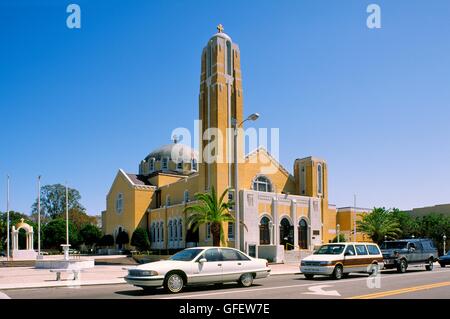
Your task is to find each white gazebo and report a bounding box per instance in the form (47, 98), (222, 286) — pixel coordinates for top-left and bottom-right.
(11, 218), (37, 260)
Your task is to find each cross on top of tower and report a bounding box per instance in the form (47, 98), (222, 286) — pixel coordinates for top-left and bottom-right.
(217, 24), (224, 33)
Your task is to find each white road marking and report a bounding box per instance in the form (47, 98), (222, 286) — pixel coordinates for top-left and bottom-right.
(160, 268), (450, 299)
(0, 291), (11, 299)
(303, 285), (340, 296)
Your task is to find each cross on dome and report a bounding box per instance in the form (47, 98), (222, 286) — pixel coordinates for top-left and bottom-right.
(217, 24), (224, 33)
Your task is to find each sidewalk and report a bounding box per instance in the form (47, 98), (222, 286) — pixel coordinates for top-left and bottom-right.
(0, 263), (300, 290)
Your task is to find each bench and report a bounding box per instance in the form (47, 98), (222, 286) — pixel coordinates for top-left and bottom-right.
(50, 269), (83, 281)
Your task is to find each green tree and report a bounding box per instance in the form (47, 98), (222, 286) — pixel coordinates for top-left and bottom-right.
(99, 234), (114, 247)
(391, 208), (419, 238)
(55, 207), (97, 230)
(131, 228), (151, 251)
(356, 207), (402, 244)
(80, 224), (102, 246)
(43, 218), (80, 249)
(31, 184), (85, 219)
(184, 186), (242, 247)
(332, 234), (347, 243)
(116, 230), (129, 248)
(415, 213), (450, 255)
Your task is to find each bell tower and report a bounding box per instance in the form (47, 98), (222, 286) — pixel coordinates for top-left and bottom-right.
(198, 25), (244, 196)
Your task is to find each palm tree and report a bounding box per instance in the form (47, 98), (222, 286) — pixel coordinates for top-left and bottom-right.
(356, 207), (402, 244)
(184, 186), (244, 247)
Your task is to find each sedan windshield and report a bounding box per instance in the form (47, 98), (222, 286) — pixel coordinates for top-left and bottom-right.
(380, 242), (408, 250)
(169, 249), (203, 261)
(314, 244), (345, 255)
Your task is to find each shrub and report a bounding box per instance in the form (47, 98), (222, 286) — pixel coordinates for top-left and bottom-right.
(130, 228), (151, 252)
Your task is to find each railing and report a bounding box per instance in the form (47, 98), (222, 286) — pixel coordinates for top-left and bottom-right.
(285, 242), (295, 250)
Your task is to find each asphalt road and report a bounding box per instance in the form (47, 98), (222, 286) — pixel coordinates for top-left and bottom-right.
(2, 265), (450, 299)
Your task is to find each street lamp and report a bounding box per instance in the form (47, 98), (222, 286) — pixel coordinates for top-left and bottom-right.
(444, 234), (447, 256)
(336, 224), (340, 243)
(232, 113), (260, 251)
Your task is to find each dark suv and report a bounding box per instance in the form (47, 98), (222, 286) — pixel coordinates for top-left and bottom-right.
(380, 239), (438, 273)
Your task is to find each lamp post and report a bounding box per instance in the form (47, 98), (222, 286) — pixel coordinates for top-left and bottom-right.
(336, 224), (340, 243)
(444, 234), (447, 256)
(61, 182), (71, 261)
(232, 112), (260, 251)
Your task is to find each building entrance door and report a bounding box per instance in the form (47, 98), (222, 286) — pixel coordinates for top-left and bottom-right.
(280, 218), (294, 250)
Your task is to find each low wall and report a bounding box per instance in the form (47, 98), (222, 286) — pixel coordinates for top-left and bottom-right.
(257, 245), (284, 263)
(35, 259), (95, 269)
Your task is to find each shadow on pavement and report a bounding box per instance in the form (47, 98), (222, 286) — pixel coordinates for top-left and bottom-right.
(115, 282), (264, 297)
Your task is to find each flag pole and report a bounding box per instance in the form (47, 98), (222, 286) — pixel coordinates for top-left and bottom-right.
(37, 175), (41, 257)
(6, 175), (10, 261)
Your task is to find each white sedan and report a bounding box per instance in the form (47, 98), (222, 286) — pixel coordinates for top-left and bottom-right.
(125, 247), (271, 293)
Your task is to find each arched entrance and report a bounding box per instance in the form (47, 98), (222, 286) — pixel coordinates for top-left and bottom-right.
(298, 219), (308, 249)
(259, 216), (271, 245)
(279, 218), (294, 250)
(185, 226), (199, 247)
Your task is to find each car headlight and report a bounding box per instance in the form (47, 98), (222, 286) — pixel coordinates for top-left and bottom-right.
(319, 261), (333, 266)
(129, 269), (159, 277)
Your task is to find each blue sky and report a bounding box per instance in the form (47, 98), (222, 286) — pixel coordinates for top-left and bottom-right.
(1, 0), (449, 216)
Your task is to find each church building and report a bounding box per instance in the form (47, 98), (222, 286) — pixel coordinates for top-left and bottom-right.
(102, 25), (364, 262)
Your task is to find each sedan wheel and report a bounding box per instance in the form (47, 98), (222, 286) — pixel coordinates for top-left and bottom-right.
(440, 263), (446, 268)
(239, 273), (254, 287)
(164, 273), (184, 293)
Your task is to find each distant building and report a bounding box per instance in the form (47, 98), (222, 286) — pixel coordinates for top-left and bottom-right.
(405, 204), (450, 218)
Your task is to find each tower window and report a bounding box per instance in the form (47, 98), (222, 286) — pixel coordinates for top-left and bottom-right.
(149, 158), (155, 172)
(176, 160), (183, 171)
(226, 41), (232, 75)
(184, 190), (189, 203)
(166, 195), (171, 207)
(162, 157), (168, 171)
(318, 164), (323, 194)
(252, 176), (272, 193)
(207, 43), (212, 77)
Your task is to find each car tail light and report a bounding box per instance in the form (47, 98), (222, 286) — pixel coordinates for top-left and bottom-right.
(266, 261), (269, 267)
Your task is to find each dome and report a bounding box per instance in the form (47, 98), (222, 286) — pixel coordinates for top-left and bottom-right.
(210, 31), (232, 42)
(144, 143), (198, 163)
(210, 24), (232, 42)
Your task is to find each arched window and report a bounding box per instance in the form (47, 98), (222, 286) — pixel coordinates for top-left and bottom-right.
(115, 193), (123, 214)
(184, 190), (189, 203)
(259, 217), (271, 245)
(317, 164), (323, 194)
(160, 222), (164, 243)
(298, 219), (308, 249)
(178, 219), (182, 241)
(168, 220), (173, 242)
(252, 176), (272, 192)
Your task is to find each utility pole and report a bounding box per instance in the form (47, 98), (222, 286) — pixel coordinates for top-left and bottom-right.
(353, 194), (357, 242)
